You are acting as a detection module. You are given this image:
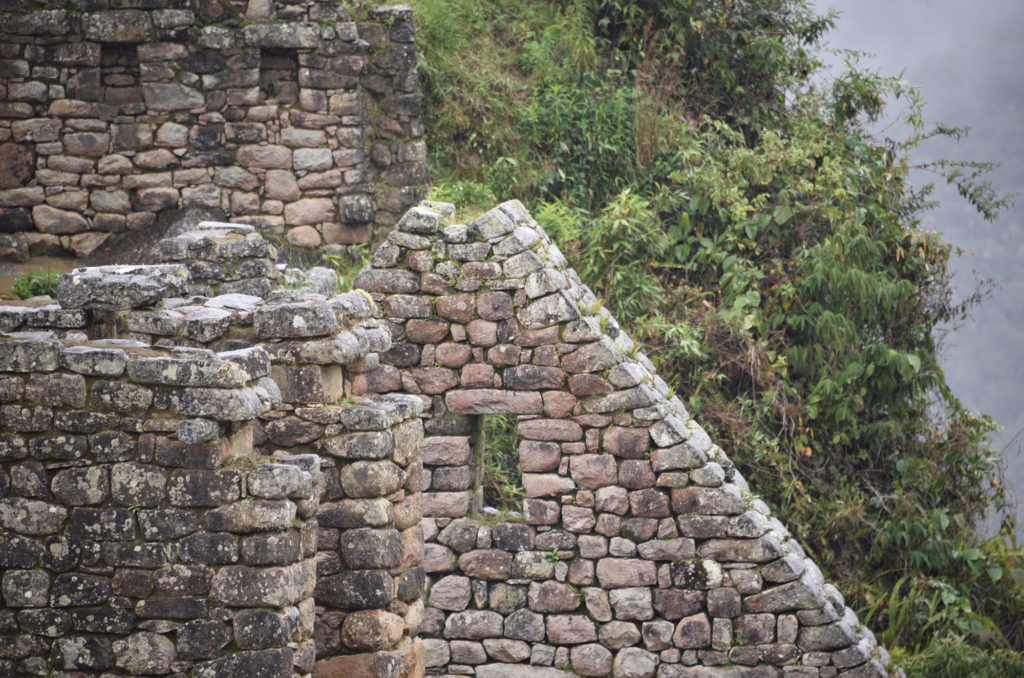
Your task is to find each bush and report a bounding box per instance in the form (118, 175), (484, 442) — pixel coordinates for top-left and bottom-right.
(11, 270), (60, 299)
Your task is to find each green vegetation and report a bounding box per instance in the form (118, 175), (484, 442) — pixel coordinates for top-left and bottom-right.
(11, 269), (60, 299)
(481, 413), (524, 513)
(410, 0), (1021, 670)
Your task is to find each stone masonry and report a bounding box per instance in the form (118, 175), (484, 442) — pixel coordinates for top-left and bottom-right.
(353, 200), (896, 678)
(0, 0), (428, 261)
(0, 199), (899, 677)
(0, 219), (426, 677)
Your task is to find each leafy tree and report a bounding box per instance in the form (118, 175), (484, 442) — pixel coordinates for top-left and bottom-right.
(409, 0), (1022, 669)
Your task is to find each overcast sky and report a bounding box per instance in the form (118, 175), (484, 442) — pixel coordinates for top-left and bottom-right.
(813, 0), (1024, 534)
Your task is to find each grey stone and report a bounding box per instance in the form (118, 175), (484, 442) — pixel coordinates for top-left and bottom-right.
(58, 265), (190, 310)
(112, 632), (175, 675)
(177, 619), (231, 660)
(444, 609), (504, 639)
(0, 497), (67, 535)
(517, 291), (580, 328)
(210, 561), (314, 607)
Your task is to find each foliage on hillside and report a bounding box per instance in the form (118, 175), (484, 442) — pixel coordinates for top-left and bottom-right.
(408, 0), (1023, 672)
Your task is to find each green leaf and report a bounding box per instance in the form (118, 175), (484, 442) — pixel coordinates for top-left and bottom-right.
(773, 204), (795, 225)
(906, 353), (921, 374)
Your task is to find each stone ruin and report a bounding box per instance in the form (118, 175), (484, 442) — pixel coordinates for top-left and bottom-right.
(0, 0), (427, 262)
(0, 198), (896, 677)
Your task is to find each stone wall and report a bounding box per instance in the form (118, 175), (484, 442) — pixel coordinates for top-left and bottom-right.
(0, 219), (427, 677)
(0, 332), (321, 676)
(0, 196), (900, 677)
(0, 1), (428, 262)
(353, 200), (895, 678)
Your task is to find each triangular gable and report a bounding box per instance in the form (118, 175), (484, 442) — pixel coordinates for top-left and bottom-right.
(354, 200), (893, 678)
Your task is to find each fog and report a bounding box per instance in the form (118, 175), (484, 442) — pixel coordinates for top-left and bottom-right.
(814, 0), (1024, 535)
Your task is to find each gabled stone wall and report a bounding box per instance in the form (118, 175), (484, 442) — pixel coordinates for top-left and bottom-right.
(353, 200), (894, 678)
(0, 198), (900, 678)
(0, 1), (427, 261)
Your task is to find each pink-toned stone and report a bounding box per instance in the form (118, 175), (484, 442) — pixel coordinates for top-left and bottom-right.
(568, 374), (614, 396)
(445, 389), (542, 415)
(466, 319), (497, 347)
(518, 419), (583, 442)
(486, 344), (518, 367)
(570, 644), (612, 676)
(265, 169), (300, 201)
(515, 326), (560, 347)
(411, 367), (458, 395)
(429, 575), (471, 611)
(460, 364), (496, 388)
(569, 454), (618, 490)
(406, 319), (449, 344)
(562, 505), (596, 533)
(546, 615), (597, 644)
(134, 148), (178, 170)
(528, 581), (579, 613)
(458, 549), (512, 580)
(341, 609), (404, 651)
(137, 187), (180, 211)
(672, 612), (711, 649)
(32, 204), (88, 234)
(477, 291), (513, 320)
(523, 498), (560, 525)
(238, 143), (292, 168)
(285, 197), (335, 225)
(629, 489), (670, 517)
(522, 473), (575, 498)
(420, 436), (470, 466)
(422, 491), (471, 518)
(618, 460), (656, 489)
(436, 294), (474, 322)
(604, 427), (650, 458)
(435, 342), (472, 368)
(286, 225), (322, 248)
(518, 441), (560, 472)
(596, 558), (657, 588)
(0, 142), (35, 189)
(543, 391), (576, 418)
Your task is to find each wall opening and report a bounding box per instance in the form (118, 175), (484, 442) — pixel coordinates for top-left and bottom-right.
(260, 47), (299, 105)
(100, 42), (141, 106)
(475, 413), (524, 517)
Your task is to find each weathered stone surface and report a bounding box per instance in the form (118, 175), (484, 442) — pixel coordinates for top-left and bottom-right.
(112, 632), (175, 675)
(458, 549), (513, 580)
(612, 647), (658, 678)
(476, 665), (571, 678)
(0, 497), (67, 535)
(444, 610), (503, 639)
(210, 562), (314, 607)
(445, 389), (543, 415)
(596, 558), (657, 588)
(58, 265), (189, 310)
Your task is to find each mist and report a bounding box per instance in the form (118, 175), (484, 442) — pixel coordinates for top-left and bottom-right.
(814, 0), (1024, 535)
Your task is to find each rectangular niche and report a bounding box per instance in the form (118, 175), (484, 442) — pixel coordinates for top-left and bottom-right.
(100, 42), (141, 106)
(259, 48), (299, 105)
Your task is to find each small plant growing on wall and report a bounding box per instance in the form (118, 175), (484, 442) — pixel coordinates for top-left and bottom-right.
(11, 270), (60, 299)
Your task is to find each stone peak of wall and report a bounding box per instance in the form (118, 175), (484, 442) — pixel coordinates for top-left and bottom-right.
(355, 199), (896, 678)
